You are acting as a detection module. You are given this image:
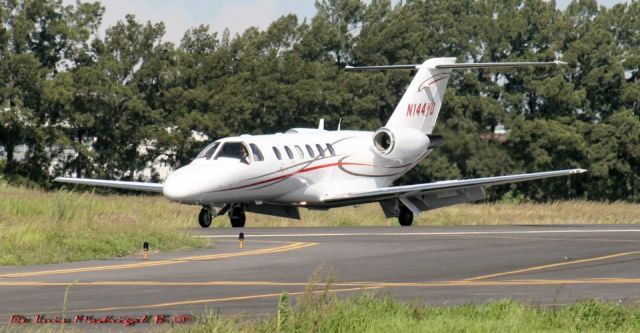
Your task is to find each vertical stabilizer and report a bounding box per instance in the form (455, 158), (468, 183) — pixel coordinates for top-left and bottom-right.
(345, 57), (564, 134)
(385, 57), (455, 134)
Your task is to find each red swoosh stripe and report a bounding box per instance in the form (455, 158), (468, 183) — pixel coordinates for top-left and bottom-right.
(215, 162), (372, 192)
(427, 75), (449, 86)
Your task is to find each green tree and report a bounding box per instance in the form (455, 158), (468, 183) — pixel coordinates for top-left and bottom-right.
(1, 0), (638, 204)
(0, 0), (102, 182)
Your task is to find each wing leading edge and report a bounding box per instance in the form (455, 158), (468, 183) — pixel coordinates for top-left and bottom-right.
(322, 169), (587, 207)
(55, 169), (586, 209)
(54, 177), (163, 193)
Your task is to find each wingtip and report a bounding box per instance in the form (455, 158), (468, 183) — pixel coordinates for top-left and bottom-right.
(574, 168), (588, 174)
(554, 60), (568, 66)
(53, 177), (76, 183)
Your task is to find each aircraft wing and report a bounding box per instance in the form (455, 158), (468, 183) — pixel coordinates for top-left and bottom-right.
(322, 169), (586, 209)
(54, 177), (163, 193)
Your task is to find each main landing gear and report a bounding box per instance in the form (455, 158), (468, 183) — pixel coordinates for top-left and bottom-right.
(228, 204), (246, 228)
(198, 204), (245, 228)
(398, 203), (413, 227)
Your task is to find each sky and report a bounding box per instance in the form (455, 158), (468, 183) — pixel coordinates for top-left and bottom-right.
(64, 0), (630, 44)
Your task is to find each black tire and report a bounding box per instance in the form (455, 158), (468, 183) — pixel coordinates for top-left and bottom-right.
(398, 204), (413, 227)
(198, 208), (212, 228)
(229, 205), (246, 228)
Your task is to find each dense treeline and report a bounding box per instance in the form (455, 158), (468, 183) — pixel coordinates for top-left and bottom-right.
(0, 0), (638, 201)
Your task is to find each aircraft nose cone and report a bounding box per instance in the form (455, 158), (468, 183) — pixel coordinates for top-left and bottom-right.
(163, 167), (199, 202)
(163, 164), (234, 203)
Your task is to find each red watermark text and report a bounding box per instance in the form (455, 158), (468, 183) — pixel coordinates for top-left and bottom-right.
(10, 314), (193, 326)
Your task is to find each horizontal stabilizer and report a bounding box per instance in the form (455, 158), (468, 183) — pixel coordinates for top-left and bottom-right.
(435, 61), (567, 69)
(54, 177), (163, 193)
(345, 60), (567, 71)
(344, 64), (420, 70)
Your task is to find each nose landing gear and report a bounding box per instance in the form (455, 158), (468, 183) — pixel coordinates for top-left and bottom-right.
(198, 208), (213, 228)
(198, 204), (244, 228)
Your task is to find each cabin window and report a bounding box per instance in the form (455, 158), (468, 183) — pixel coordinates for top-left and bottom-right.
(316, 144), (325, 157)
(294, 145), (304, 158)
(250, 144), (264, 161)
(284, 146), (294, 159)
(272, 147), (282, 160)
(214, 142), (250, 164)
(196, 142), (220, 159)
(326, 143), (335, 156)
(305, 144), (315, 158)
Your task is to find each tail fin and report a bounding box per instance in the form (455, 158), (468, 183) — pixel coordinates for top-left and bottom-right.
(346, 58), (565, 135)
(386, 57), (455, 134)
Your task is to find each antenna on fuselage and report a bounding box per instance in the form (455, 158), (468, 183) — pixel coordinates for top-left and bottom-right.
(337, 118), (341, 131)
(318, 118), (325, 130)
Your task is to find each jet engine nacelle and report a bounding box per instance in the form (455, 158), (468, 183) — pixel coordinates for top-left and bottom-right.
(372, 127), (430, 160)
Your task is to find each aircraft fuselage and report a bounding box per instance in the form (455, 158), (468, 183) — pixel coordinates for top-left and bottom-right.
(162, 129), (429, 208)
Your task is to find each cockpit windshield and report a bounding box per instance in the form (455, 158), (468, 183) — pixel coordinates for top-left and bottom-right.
(196, 142), (220, 159)
(214, 142), (250, 164)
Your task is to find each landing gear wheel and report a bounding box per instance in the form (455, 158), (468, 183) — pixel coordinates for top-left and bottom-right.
(198, 208), (212, 228)
(398, 204), (413, 227)
(228, 205), (246, 228)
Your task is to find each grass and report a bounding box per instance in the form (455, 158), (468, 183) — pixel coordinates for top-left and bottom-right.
(176, 290), (640, 333)
(0, 181), (205, 266)
(172, 269), (640, 332)
(1, 180), (639, 265)
(8, 292), (640, 333)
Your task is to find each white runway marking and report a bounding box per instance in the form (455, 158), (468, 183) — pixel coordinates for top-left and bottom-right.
(195, 229), (640, 238)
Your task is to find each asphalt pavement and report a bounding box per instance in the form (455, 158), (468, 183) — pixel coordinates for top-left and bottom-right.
(2, 224), (640, 329)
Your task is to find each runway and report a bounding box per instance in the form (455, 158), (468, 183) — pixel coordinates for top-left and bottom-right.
(2, 224), (640, 326)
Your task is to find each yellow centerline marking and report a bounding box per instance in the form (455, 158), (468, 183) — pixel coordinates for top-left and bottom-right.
(365, 278), (640, 287)
(0, 242), (317, 278)
(465, 250), (640, 281)
(0, 281), (364, 287)
(60, 286), (383, 313)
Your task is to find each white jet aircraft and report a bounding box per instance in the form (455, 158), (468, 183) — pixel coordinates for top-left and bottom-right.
(55, 57), (586, 228)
